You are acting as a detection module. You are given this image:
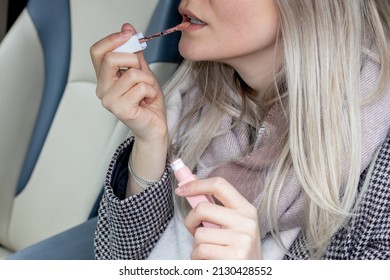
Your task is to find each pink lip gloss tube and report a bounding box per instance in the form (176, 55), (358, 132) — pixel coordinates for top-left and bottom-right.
(171, 159), (220, 228)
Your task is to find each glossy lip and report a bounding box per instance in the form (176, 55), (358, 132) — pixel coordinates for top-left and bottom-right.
(178, 6), (207, 26)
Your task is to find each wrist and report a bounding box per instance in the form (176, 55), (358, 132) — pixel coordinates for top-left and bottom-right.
(128, 156), (159, 190)
(131, 134), (168, 181)
(134, 125), (168, 145)
(133, 132), (168, 157)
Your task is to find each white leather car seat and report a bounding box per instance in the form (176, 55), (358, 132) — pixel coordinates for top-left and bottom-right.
(0, 0), (182, 259)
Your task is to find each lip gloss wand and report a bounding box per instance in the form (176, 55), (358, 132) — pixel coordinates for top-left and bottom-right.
(114, 22), (191, 53)
(139, 22), (191, 43)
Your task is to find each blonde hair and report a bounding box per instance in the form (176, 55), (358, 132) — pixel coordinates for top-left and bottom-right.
(164, 0), (390, 258)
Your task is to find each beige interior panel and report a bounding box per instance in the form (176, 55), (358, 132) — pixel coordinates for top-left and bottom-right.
(0, 10), (44, 247)
(7, 82), (128, 250)
(1, 0), (180, 252)
(68, 0), (159, 84)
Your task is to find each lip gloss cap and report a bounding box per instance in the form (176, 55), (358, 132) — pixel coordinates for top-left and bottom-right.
(171, 158), (196, 183)
(171, 158), (185, 172)
(113, 32), (147, 53)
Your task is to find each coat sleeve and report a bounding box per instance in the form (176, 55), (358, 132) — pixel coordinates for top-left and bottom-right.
(325, 130), (390, 260)
(286, 130), (390, 260)
(94, 138), (174, 260)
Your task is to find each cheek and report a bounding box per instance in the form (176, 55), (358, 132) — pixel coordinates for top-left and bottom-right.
(178, 7), (280, 62)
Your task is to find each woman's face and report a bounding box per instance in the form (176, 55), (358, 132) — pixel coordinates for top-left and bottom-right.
(178, 0), (281, 81)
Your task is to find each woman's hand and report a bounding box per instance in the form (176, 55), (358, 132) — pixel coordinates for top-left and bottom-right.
(90, 23), (168, 196)
(175, 177), (263, 260)
(90, 23), (168, 143)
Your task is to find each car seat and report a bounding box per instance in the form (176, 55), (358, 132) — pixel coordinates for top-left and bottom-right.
(0, 0), (182, 259)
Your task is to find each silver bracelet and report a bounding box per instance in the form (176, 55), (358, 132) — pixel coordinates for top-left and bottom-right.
(128, 159), (159, 190)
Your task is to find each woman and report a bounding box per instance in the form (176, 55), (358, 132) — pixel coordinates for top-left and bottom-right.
(90, 0), (390, 259)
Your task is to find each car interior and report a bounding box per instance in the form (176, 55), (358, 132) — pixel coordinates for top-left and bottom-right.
(0, 0), (182, 259)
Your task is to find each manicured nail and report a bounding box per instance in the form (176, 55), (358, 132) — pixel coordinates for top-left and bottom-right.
(175, 186), (186, 195)
(120, 30), (133, 38)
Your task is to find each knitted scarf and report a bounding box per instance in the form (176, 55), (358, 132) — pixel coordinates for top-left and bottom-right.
(166, 55), (390, 237)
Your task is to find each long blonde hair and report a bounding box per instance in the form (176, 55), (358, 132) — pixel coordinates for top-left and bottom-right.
(164, 0), (390, 258)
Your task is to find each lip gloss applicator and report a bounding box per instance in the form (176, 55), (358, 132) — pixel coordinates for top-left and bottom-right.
(171, 158), (220, 228)
(139, 21), (191, 43)
(114, 22), (191, 54)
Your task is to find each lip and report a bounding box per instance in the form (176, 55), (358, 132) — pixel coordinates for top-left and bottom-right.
(178, 6), (207, 28)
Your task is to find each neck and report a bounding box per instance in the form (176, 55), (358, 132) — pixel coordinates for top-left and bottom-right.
(226, 43), (284, 93)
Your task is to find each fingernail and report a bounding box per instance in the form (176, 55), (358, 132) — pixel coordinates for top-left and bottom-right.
(120, 30), (133, 38)
(175, 186), (186, 196)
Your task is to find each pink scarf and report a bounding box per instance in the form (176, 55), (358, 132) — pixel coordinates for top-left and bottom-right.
(168, 55), (390, 237)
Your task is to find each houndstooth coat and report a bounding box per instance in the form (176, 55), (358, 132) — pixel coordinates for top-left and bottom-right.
(94, 129), (390, 260)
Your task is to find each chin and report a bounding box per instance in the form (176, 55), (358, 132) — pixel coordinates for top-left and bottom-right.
(178, 40), (236, 64)
(178, 41), (208, 62)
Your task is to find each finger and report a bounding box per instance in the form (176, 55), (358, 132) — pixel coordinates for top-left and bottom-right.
(119, 22), (152, 73)
(101, 81), (159, 120)
(193, 227), (234, 247)
(100, 50), (142, 75)
(193, 227), (260, 259)
(116, 68), (157, 100)
(185, 202), (225, 233)
(192, 243), (260, 260)
(125, 81), (159, 106)
(176, 177), (252, 210)
(191, 244), (237, 260)
(185, 202), (256, 234)
(135, 50), (154, 74)
(192, 227), (262, 260)
(96, 55), (143, 99)
(90, 27), (136, 76)
(119, 67), (156, 90)
(121, 23), (135, 33)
